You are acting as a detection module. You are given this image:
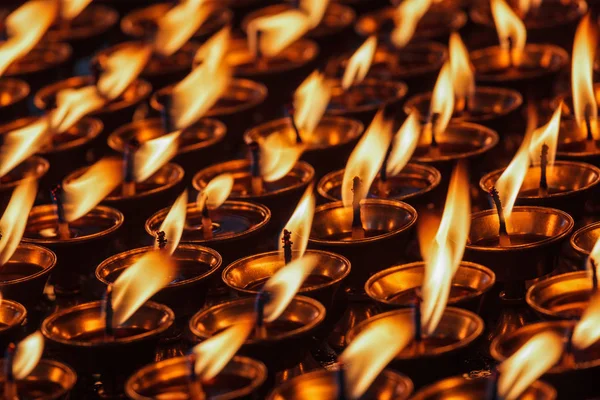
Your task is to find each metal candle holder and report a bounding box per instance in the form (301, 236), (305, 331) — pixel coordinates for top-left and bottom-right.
(0, 359), (77, 400)
(526, 271), (593, 320)
(0, 300), (27, 354)
(556, 119), (600, 167)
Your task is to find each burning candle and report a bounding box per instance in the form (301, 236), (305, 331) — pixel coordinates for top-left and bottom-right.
(0, 296), (27, 354)
(0, 155), (48, 214)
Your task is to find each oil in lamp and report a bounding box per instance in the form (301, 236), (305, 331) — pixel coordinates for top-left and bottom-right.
(41, 251), (176, 397)
(1, 331), (77, 399)
(268, 317), (414, 400)
(469, 0), (569, 99)
(126, 322), (268, 399)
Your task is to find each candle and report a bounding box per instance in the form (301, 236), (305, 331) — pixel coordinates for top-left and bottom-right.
(0, 157), (48, 213)
(0, 300), (26, 353)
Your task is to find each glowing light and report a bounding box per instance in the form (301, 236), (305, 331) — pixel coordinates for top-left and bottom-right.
(12, 331), (44, 380)
(392, 0), (431, 48)
(278, 185), (315, 259)
(0, 179), (37, 266)
(342, 36), (377, 90)
(491, 0), (527, 66)
(156, 190), (188, 255)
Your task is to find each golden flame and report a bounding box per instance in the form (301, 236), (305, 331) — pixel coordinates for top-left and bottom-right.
(386, 111), (421, 177)
(192, 321), (254, 380)
(279, 185), (315, 259)
(193, 27), (230, 72)
(300, 0), (329, 28)
(111, 250), (176, 326)
(572, 14), (598, 139)
(293, 70), (331, 137)
(342, 36), (377, 90)
(497, 331), (563, 400)
(49, 86), (107, 134)
(0, 118), (50, 178)
(247, 10), (310, 58)
(96, 43), (152, 100)
(517, 0), (542, 17)
(156, 190), (188, 256)
(588, 236), (600, 274)
(449, 32), (475, 112)
(0, 179), (37, 266)
(339, 317), (414, 399)
(12, 331), (44, 380)
(572, 292), (600, 349)
(528, 104), (562, 166)
(133, 131), (180, 182)
(60, 0), (93, 20)
(262, 254), (319, 321)
(0, 0), (58, 77)
(258, 135), (305, 182)
(420, 162), (470, 335)
(197, 173), (234, 210)
(62, 158), (123, 222)
(391, 0), (431, 48)
(491, 0), (527, 66)
(424, 62), (454, 145)
(342, 110), (393, 207)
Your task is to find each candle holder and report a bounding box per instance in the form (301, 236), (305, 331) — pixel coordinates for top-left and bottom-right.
(0, 78), (29, 122)
(267, 369), (414, 400)
(570, 220), (600, 260)
(41, 300), (174, 397)
(126, 355), (267, 400)
(526, 271), (592, 320)
(244, 116), (364, 179)
(0, 359), (77, 400)
(0, 156), (49, 213)
(22, 204), (124, 296)
(317, 163), (442, 208)
(491, 320), (600, 399)
(479, 161), (600, 218)
(192, 159), (314, 231)
(411, 375), (556, 400)
(555, 119), (600, 167)
(0, 300), (27, 353)
(365, 261), (495, 314)
(346, 307), (484, 389)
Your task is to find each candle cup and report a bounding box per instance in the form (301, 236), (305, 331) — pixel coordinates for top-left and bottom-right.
(0, 78), (29, 122)
(267, 369), (414, 400)
(189, 296), (326, 373)
(192, 159), (314, 232)
(479, 161), (600, 218)
(555, 119), (600, 167)
(41, 300), (174, 397)
(317, 163), (442, 208)
(0, 300), (27, 354)
(491, 320), (600, 399)
(244, 116), (364, 180)
(570, 220), (600, 260)
(125, 355), (267, 400)
(346, 307), (484, 389)
(526, 271), (593, 320)
(365, 261), (496, 314)
(22, 204), (124, 296)
(0, 156), (49, 214)
(411, 375), (556, 400)
(0, 359), (77, 400)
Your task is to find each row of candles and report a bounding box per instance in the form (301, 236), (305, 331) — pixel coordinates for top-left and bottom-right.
(1, 0), (600, 398)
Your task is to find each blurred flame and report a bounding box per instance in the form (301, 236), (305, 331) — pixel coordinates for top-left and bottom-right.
(588, 236), (600, 272)
(420, 162), (470, 335)
(49, 86), (107, 133)
(491, 0), (526, 66)
(259, 136), (305, 182)
(197, 173), (234, 210)
(293, 70), (331, 137)
(133, 131), (180, 182)
(528, 104), (562, 166)
(425, 62), (454, 144)
(572, 293), (600, 349)
(193, 27), (230, 71)
(342, 110), (393, 207)
(517, 0), (542, 16)
(497, 331), (563, 400)
(192, 321), (254, 380)
(392, 0), (431, 48)
(342, 36), (377, 90)
(262, 254), (319, 322)
(156, 190), (188, 256)
(12, 331), (44, 380)
(339, 317), (414, 399)
(247, 11), (310, 58)
(300, 0), (329, 28)
(0, 118), (50, 178)
(0, 0), (58, 77)
(386, 112), (421, 176)
(449, 32), (475, 112)
(112, 251), (176, 326)
(61, 0), (93, 20)
(0, 179), (37, 266)
(62, 158), (123, 222)
(96, 43), (152, 100)
(572, 14), (598, 139)
(279, 185), (315, 259)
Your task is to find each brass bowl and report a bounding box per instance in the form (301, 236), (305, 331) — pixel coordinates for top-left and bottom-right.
(0, 300), (27, 353)
(45, 4), (119, 43)
(526, 271), (592, 320)
(0, 359), (77, 400)
(570, 221), (600, 259)
(0, 155), (49, 213)
(556, 119), (600, 167)
(0, 78), (29, 121)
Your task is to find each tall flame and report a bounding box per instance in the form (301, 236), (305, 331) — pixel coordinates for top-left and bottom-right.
(193, 27), (230, 72)
(449, 32), (475, 112)
(62, 158), (123, 222)
(156, 190), (188, 256)
(497, 331), (563, 400)
(60, 0), (93, 20)
(0, 0), (58, 77)
(48, 86), (107, 134)
(133, 131), (180, 182)
(339, 317), (414, 399)
(247, 11), (310, 58)
(259, 136), (305, 182)
(197, 173), (234, 211)
(293, 71), (331, 137)
(96, 43), (152, 100)
(386, 112), (421, 177)
(0, 118), (50, 178)
(111, 250), (176, 326)
(392, 0), (431, 48)
(342, 110), (393, 207)
(278, 185), (315, 259)
(12, 331), (44, 380)
(261, 254), (319, 322)
(572, 14), (598, 139)
(491, 0), (527, 66)
(425, 62), (454, 144)
(342, 36), (377, 90)
(300, 0), (330, 28)
(572, 292), (600, 349)
(0, 179), (37, 266)
(528, 104), (562, 166)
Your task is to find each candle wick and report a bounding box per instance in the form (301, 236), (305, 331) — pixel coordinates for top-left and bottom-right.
(426, 112), (441, 158)
(563, 327), (577, 367)
(90, 59), (103, 87)
(507, 36), (515, 69)
(284, 104), (303, 144)
(584, 105), (598, 152)
(413, 290), (422, 344)
(254, 290), (271, 339)
(187, 352), (207, 400)
(489, 186), (512, 246)
(122, 138), (140, 197)
(351, 176), (365, 239)
(3, 343), (17, 400)
(335, 362), (348, 400)
(377, 144), (392, 197)
(201, 201), (213, 240)
(486, 368), (500, 400)
(539, 143), (549, 197)
(103, 284), (115, 341)
(254, 30), (268, 71)
(248, 141), (264, 195)
(590, 258), (598, 292)
(156, 231), (167, 249)
(50, 185), (70, 240)
(161, 94), (174, 134)
(282, 229), (293, 264)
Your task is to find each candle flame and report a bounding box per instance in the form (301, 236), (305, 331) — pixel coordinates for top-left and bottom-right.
(491, 0), (527, 66)
(96, 43), (152, 100)
(62, 158), (123, 222)
(193, 27), (230, 71)
(300, 0), (330, 28)
(420, 162), (470, 335)
(48, 86), (107, 134)
(133, 131), (180, 182)
(588, 236), (600, 272)
(111, 250), (176, 326)
(392, 0), (431, 48)
(60, 0), (93, 20)
(572, 293), (600, 349)
(449, 32), (475, 112)
(342, 110), (393, 207)
(517, 0), (542, 17)
(497, 331), (563, 400)
(197, 173), (234, 210)
(293, 70), (331, 137)
(258, 136), (305, 182)
(0, 0), (58, 77)
(156, 190), (188, 255)
(572, 14), (598, 139)
(279, 185), (315, 259)
(262, 254), (319, 322)
(0, 179), (37, 266)
(247, 10), (310, 58)
(339, 317), (414, 399)
(12, 331), (44, 380)
(528, 104), (562, 166)
(386, 111), (421, 177)
(0, 118), (50, 178)
(342, 36), (377, 90)
(424, 62), (454, 144)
